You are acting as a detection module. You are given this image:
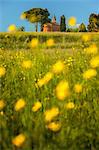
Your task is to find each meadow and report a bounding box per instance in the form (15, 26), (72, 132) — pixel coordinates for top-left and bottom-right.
(0, 32), (99, 150)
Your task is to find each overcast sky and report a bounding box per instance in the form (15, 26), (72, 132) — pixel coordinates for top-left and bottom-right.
(0, 0), (99, 31)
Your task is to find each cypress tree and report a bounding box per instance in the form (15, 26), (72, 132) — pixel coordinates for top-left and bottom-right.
(60, 15), (66, 32)
(79, 23), (87, 32)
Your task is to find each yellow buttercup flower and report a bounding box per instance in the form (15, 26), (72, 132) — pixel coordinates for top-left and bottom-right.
(43, 72), (53, 83)
(67, 57), (73, 62)
(0, 100), (5, 110)
(46, 39), (54, 47)
(8, 24), (17, 32)
(0, 111), (4, 115)
(37, 72), (53, 87)
(52, 60), (64, 74)
(44, 107), (59, 122)
(83, 69), (97, 79)
(68, 17), (76, 26)
(74, 84), (82, 93)
(14, 99), (26, 111)
(56, 80), (70, 100)
(65, 102), (75, 109)
(22, 60), (32, 69)
(37, 78), (45, 87)
(32, 101), (42, 112)
(30, 38), (39, 48)
(84, 44), (98, 54)
(82, 34), (91, 42)
(12, 134), (26, 147)
(46, 122), (61, 132)
(0, 67), (6, 77)
(90, 56), (99, 68)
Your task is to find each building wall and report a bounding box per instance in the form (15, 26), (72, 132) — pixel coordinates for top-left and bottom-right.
(52, 25), (60, 31)
(43, 24), (60, 32)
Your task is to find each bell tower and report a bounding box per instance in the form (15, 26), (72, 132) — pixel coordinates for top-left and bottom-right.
(52, 16), (56, 23)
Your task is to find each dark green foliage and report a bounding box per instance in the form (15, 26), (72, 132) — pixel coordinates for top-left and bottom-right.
(66, 28), (79, 32)
(40, 17), (51, 32)
(17, 26), (25, 32)
(22, 8), (51, 32)
(79, 23), (87, 32)
(87, 13), (99, 32)
(60, 15), (66, 32)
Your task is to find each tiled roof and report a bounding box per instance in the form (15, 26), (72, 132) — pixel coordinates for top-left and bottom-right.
(44, 22), (60, 26)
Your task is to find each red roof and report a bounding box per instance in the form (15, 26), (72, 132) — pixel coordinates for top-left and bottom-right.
(44, 22), (60, 27)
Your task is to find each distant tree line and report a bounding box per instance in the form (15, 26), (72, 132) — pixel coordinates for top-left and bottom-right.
(66, 13), (99, 32)
(20, 8), (99, 32)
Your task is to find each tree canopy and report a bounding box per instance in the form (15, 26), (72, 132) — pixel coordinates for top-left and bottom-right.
(87, 13), (99, 32)
(79, 23), (87, 32)
(60, 15), (66, 32)
(21, 8), (51, 32)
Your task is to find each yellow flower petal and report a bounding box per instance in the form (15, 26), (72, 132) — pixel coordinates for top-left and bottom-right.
(22, 60), (32, 69)
(0, 111), (4, 115)
(83, 69), (97, 79)
(68, 17), (76, 26)
(74, 84), (82, 93)
(56, 80), (70, 100)
(90, 56), (99, 68)
(0, 100), (5, 110)
(84, 44), (98, 55)
(46, 39), (54, 47)
(8, 24), (16, 32)
(32, 101), (42, 112)
(12, 134), (26, 147)
(82, 34), (91, 42)
(14, 99), (26, 111)
(37, 72), (53, 87)
(30, 38), (39, 48)
(0, 67), (6, 77)
(65, 102), (75, 109)
(37, 78), (45, 87)
(46, 122), (61, 132)
(44, 107), (59, 122)
(52, 60), (64, 74)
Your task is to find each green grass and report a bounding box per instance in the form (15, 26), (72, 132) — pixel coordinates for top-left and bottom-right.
(0, 32), (99, 50)
(0, 32), (99, 150)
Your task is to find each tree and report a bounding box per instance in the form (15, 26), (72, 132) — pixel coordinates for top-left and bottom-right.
(17, 26), (25, 31)
(21, 8), (51, 32)
(60, 15), (66, 32)
(66, 28), (78, 32)
(87, 13), (99, 32)
(40, 9), (51, 31)
(79, 23), (87, 32)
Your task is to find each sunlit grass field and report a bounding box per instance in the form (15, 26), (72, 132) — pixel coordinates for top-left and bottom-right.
(0, 32), (99, 150)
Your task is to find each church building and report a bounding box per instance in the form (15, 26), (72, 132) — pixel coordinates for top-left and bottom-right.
(43, 16), (60, 32)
